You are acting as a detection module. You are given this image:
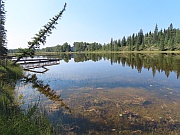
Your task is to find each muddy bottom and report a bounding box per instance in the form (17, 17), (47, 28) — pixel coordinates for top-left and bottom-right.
(47, 87), (180, 135)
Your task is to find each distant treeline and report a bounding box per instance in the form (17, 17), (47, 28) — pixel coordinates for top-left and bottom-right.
(9, 23), (180, 53)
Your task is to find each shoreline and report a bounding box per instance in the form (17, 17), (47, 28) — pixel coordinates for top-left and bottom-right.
(8, 50), (180, 56)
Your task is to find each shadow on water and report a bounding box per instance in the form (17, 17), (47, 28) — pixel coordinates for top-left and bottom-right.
(21, 74), (70, 111)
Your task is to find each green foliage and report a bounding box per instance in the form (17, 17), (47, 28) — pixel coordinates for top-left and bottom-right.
(175, 29), (180, 49)
(35, 24), (179, 53)
(121, 36), (126, 47)
(0, 60), (53, 135)
(102, 23), (180, 51)
(0, 60), (69, 135)
(159, 30), (165, 51)
(126, 36), (131, 51)
(153, 23), (158, 44)
(0, 101), (53, 135)
(0, 2), (70, 135)
(9, 24), (180, 54)
(14, 3), (67, 64)
(0, 60), (22, 84)
(0, 59), (23, 105)
(73, 42), (102, 52)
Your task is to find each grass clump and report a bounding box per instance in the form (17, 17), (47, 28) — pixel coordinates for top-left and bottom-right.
(0, 60), (22, 81)
(0, 101), (54, 135)
(0, 59), (56, 135)
(0, 59), (23, 101)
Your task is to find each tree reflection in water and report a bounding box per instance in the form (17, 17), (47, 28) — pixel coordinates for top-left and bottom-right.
(19, 53), (180, 134)
(22, 73), (71, 112)
(57, 53), (180, 79)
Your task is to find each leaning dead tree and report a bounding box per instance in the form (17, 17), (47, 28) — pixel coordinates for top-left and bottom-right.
(14, 3), (67, 64)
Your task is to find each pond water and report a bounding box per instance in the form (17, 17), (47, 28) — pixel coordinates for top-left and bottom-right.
(15, 53), (180, 134)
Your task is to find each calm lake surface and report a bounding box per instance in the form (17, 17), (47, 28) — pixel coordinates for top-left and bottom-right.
(16, 53), (180, 134)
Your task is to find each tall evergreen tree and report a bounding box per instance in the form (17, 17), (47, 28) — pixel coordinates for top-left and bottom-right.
(168, 23), (175, 50)
(127, 36), (132, 51)
(114, 40), (118, 51)
(148, 31), (153, 46)
(153, 24), (158, 45)
(169, 23), (173, 32)
(0, 0), (7, 56)
(164, 29), (169, 45)
(131, 33), (135, 50)
(175, 29), (180, 47)
(117, 39), (121, 47)
(136, 29), (144, 50)
(110, 38), (113, 51)
(159, 29), (165, 51)
(121, 36), (126, 47)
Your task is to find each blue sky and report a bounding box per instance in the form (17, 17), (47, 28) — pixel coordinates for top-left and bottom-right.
(5, 0), (180, 49)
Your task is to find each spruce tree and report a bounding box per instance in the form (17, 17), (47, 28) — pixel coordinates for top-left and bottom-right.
(153, 24), (158, 45)
(175, 29), (180, 48)
(14, 3), (67, 64)
(121, 36), (126, 47)
(148, 31), (153, 46)
(136, 29), (143, 50)
(110, 38), (113, 51)
(159, 29), (165, 51)
(117, 39), (121, 47)
(131, 33), (135, 50)
(127, 36), (132, 51)
(168, 23), (175, 50)
(144, 33), (149, 46)
(0, 0), (7, 56)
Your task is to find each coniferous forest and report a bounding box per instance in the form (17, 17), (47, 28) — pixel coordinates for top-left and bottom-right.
(2, 1), (180, 134)
(9, 23), (180, 53)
